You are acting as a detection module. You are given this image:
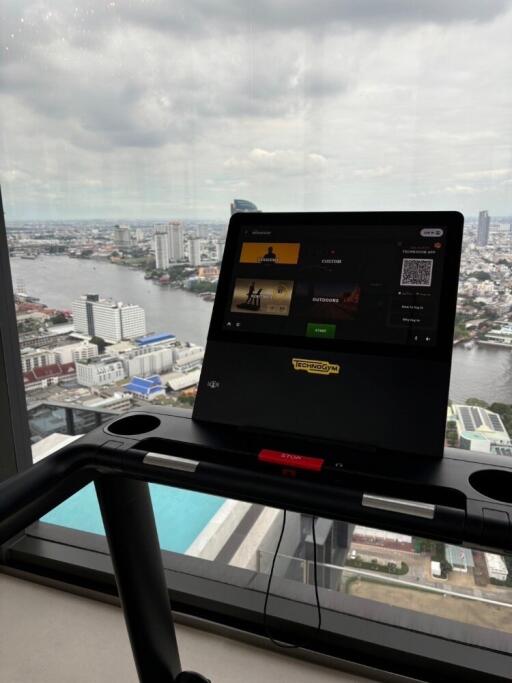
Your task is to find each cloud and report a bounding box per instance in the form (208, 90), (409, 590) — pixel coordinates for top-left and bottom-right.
(224, 148), (328, 174)
(458, 168), (512, 180)
(353, 165), (393, 178)
(0, 18), (349, 152)
(1, 0), (512, 218)
(108, 1), (512, 34)
(442, 184), (477, 195)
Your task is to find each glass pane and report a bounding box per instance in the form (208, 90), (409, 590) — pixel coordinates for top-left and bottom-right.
(2, 0), (512, 663)
(235, 513), (512, 647)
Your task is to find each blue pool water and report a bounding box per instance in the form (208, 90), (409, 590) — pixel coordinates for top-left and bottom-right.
(41, 484), (225, 553)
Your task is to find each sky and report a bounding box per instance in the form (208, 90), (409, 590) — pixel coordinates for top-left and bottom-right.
(1, 0), (512, 220)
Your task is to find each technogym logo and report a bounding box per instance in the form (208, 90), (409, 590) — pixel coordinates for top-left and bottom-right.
(292, 358), (340, 376)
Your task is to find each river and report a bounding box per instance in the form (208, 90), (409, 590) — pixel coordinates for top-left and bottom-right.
(10, 255), (512, 406)
(10, 255), (213, 346)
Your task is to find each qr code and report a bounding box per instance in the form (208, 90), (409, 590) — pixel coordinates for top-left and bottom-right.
(400, 258), (433, 287)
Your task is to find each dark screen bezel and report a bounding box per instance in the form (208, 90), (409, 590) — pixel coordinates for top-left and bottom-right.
(208, 212), (463, 362)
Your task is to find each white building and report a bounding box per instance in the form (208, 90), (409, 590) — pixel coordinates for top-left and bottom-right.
(173, 345), (204, 372)
(481, 323), (512, 348)
(117, 345), (175, 378)
(76, 357), (126, 387)
(20, 348), (56, 373)
(114, 224), (132, 250)
(119, 304), (147, 340)
(189, 238), (202, 266)
(163, 369), (202, 391)
(431, 561), (442, 578)
(81, 392), (132, 412)
(167, 221), (184, 261)
(52, 341), (99, 365)
(154, 230), (170, 270)
(445, 545), (474, 573)
(484, 552), (509, 582)
(352, 526), (413, 549)
(72, 295), (146, 342)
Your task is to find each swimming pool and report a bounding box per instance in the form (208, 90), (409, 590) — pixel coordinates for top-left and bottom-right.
(41, 483), (226, 554)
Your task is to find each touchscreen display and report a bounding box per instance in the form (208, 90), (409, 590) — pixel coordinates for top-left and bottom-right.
(221, 223), (447, 347)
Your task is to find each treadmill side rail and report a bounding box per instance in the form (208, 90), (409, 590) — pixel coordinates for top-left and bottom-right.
(143, 452), (199, 472)
(362, 494), (436, 519)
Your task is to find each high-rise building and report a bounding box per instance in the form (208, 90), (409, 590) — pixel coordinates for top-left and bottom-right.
(167, 221), (184, 261)
(114, 224), (132, 250)
(196, 225), (210, 239)
(189, 237), (202, 266)
(230, 198), (259, 215)
(477, 210), (490, 247)
(216, 239), (226, 262)
(72, 294), (146, 342)
(154, 230), (170, 270)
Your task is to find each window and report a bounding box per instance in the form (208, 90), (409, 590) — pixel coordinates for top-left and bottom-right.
(1, 1), (512, 679)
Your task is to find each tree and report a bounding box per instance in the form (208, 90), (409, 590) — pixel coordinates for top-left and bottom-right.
(49, 312), (68, 325)
(465, 398), (489, 409)
(90, 336), (108, 353)
(177, 394), (195, 407)
(469, 271), (491, 281)
(445, 426), (458, 447)
(187, 279), (217, 294)
(489, 402), (512, 435)
(453, 322), (470, 340)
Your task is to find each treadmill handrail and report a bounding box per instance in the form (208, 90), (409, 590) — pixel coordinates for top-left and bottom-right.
(0, 441), (466, 552)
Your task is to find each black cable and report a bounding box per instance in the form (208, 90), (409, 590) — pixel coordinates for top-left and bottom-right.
(311, 514), (322, 633)
(263, 510), (322, 648)
(263, 509), (298, 648)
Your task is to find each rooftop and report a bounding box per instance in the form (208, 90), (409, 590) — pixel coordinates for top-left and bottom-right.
(135, 332), (176, 346)
(452, 404), (511, 443)
(77, 356), (121, 366)
(123, 375), (165, 397)
(24, 362), (76, 383)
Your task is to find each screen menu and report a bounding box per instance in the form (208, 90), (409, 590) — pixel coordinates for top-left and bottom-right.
(222, 224), (447, 347)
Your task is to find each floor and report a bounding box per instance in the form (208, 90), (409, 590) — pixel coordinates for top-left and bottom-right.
(0, 573), (376, 683)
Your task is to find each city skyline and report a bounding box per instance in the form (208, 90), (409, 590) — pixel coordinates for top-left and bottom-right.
(4, 211), (512, 225)
(1, 1), (512, 220)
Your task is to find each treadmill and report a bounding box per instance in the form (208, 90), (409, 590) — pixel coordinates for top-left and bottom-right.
(2, 211), (512, 682)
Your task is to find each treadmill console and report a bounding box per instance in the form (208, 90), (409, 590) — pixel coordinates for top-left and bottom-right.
(193, 212), (463, 459)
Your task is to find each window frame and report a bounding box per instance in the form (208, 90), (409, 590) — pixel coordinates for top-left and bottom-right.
(0, 190), (33, 482)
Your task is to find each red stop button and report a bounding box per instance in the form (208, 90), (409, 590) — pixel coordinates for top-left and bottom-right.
(258, 449), (324, 472)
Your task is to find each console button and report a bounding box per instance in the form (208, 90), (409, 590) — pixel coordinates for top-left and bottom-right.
(258, 449), (324, 471)
(306, 323), (336, 339)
